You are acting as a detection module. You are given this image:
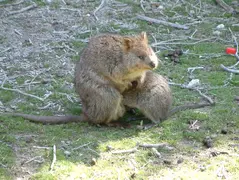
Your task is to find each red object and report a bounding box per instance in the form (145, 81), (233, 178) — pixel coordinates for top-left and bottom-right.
(226, 47), (237, 54)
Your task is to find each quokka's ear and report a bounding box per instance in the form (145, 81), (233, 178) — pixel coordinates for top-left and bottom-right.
(123, 38), (132, 51)
(140, 32), (148, 43)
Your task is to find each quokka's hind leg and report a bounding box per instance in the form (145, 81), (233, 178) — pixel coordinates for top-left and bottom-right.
(123, 71), (172, 123)
(79, 85), (126, 124)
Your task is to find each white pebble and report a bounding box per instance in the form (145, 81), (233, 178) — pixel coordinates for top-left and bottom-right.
(187, 79), (200, 88)
(216, 24), (225, 29)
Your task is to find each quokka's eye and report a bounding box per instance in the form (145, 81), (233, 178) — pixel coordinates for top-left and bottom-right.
(138, 56), (145, 60)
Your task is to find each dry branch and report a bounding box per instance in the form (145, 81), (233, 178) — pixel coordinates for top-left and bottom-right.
(169, 82), (215, 105)
(111, 147), (138, 154)
(215, 0), (236, 14)
(136, 15), (189, 30)
(23, 156), (43, 165)
(72, 142), (91, 151)
(8, 3), (37, 16)
(1, 79), (43, 102)
(152, 148), (161, 158)
(1, 86), (45, 102)
(93, 0), (106, 21)
(220, 64), (239, 74)
(33, 146), (51, 150)
(139, 143), (169, 148)
(139, 143), (174, 150)
(194, 89), (215, 105)
(140, 0), (146, 12)
(49, 145), (56, 171)
(0, 47), (12, 54)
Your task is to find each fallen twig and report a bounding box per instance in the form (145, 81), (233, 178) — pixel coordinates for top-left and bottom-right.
(8, 3), (37, 16)
(139, 143), (169, 148)
(72, 142), (91, 151)
(37, 102), (55, 110)
(0, 47), (12, 54)
(169, 82), (215, 105)
(220, 64), (239, 74)
(49, 145), (56, 171)
(22, 156), (43, 165)
(111, 147), (138, 154)
(189, 120), (200, 130)
(0, 76), (46, 102)
(0, 163), (7, 168)
(136, 15), (189, 30)
(139, 143), (174, 150)
(188, 66), (205, 78)
(1, 86), (45, 101)
(215, 0), (236, 14)
(152, 37), (215, 46)
(93, 0), (106, 21)
(33, 146), (51, 150)
(152, 148), (161, 158)
(194, 89), (215, 105)
(140, 0), (146, 12)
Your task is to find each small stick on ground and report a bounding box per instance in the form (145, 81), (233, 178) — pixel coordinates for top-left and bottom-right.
(152, 148), (161, 158)
(111, 147), (138, 154)
(215, 0), (236, 14)
(189, 120), (199, 130)
(1, 76), (46, 102)
(169, 82), (215, 105)
(72, 142), (92, 151)
(136, 15), (189, 30)
(139, 143), (169, 148)
(194, 89), (215, 105)
(22, 156), (43, 165)
(93, 0), (106, 21)
(8, 3), (37, 16)
(139, 143), (174, 150)
(33, 146), (51, 150)
(140, 0), (146, 12)
(49, 145), (56, 171)
(220, 64), (239, 74)
(0, 47), (12, 54)
(0, 163), (7, 168)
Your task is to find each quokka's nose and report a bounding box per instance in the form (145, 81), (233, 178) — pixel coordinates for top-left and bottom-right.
(149, 61), (156, 68)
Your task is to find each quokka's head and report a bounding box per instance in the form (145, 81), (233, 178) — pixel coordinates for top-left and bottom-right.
(123, 32), (160, 70)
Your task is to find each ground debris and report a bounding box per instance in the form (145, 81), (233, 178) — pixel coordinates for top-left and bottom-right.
(203, 136), (213, 148)
(164, 49), (183, 63)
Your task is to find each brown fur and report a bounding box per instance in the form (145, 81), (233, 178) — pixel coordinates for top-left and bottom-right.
(4, 32), (210, 125)
(123, 71), (212, 123)
(5, 32), (159, 124)
(74, 32), (158, 124)
(123, 71), (172, 123)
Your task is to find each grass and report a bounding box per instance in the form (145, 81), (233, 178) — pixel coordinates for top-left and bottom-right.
(0, 0), (239, 179)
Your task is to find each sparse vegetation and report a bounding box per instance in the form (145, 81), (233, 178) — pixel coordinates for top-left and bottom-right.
(0, 0), (239, 179)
